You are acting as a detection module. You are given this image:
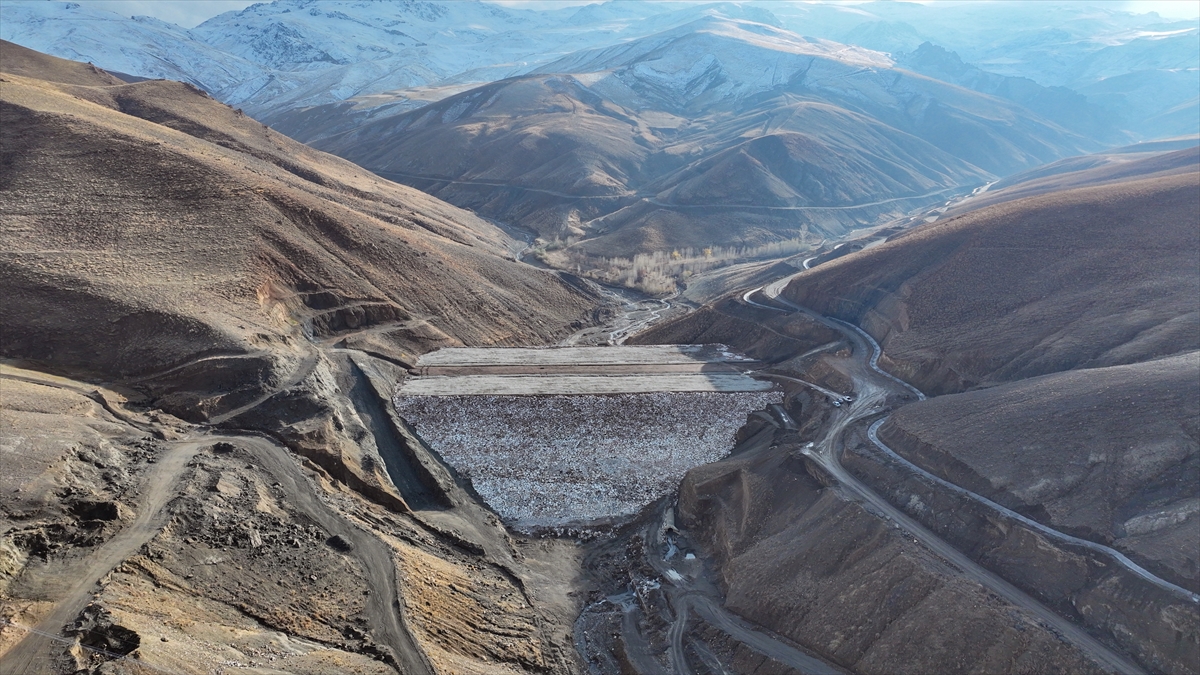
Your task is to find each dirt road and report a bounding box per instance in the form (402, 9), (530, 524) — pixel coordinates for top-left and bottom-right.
(0, 365), (432, 675)
(230, 433), (433, 675)
(0, 439), (204, 674)
(759, 290), (1147, 674)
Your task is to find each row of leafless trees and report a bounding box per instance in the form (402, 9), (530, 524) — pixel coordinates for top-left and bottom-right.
(535, 233), (815, 295)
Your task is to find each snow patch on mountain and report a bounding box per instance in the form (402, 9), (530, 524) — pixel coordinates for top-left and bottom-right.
(0, 1), (267, 95)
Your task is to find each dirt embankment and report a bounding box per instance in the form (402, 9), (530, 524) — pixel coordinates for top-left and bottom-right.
(624, 148), (1199, 674)
(0, 357), (586, 675)
(836, 352), (1200, 673)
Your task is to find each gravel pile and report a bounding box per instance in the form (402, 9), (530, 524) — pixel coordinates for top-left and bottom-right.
(394, 391), (780, 531)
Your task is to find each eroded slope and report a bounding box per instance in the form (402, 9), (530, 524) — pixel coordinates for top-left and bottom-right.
(879, 353), (1200, 591)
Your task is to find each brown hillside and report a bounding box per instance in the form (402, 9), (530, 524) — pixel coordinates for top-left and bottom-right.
(942, 143), (1200, 216)
(0, 39), (123, 86)
(296, 17), (1101, 264)
(0, 49), (598, 421)
(782, 155), (1200, 395)
(880, 352), (1200, 591)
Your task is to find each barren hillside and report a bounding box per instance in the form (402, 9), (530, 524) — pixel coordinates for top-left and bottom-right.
(879, 353), (1200, 592)
(1, 42), (600, 675)
(294, 17), (1097, 265)
(0, 40), (598, 422)
(633, 145), (1200, 674)
(782, 150), (1199, 395)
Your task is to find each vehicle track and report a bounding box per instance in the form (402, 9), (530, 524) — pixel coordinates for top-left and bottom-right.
(807, 294), (1192, 602)
(866, 420), (1200, 604)
(206, 350), (320, 425)
(756, 284), (1148, 674)
(637, 505), (845, 675)
(229, 433), (434, 675)
(0, 367), (433, 675)
(645, 187), (960, 212)
(0, 438), (204, 675)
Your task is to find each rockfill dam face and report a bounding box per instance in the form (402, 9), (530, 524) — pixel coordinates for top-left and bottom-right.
(394, 345), (781, 530)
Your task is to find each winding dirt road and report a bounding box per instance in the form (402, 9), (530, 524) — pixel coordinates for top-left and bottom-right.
(376, 169), (637, 201)
(865, 420), (1200, 604)
(0, 438), (204, 675)
(229, 433), (433, 675)
(752, 288), (1148, 674)
(646, 187), (960, 212)
(0, 364), (432, 675)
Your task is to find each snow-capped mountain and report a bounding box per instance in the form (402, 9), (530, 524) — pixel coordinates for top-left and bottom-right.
(0, 1), (268, 95)
(190, 0), (804, 116)
(1, 0), (1195, 139)
(533, 17), (895, 115)
(289, 14), (1101, 260)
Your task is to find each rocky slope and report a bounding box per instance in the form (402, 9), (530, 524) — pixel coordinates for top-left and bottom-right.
(0, 0), (792, 120)
(0, 40), (597, 421)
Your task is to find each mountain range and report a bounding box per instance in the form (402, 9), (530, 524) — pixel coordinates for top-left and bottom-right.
(289, 15), (1103, 258)
(3, 0), (1195, 271)
(3, 0), (1194, 140)
(2, 7), (1198, 674)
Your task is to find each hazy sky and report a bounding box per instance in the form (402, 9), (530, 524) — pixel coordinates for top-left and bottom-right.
(58, 0), (1200, 29)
